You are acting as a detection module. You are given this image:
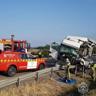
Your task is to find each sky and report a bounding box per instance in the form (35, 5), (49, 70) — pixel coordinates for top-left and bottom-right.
(0, 0), (96, 47)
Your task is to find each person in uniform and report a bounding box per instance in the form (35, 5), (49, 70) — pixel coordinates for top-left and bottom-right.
(65, 58), (71, 79)
(90, 64), (96, 81)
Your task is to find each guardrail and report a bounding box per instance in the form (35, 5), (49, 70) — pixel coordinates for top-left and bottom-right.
(0, 66), (59, 89)
(0, 65), (76, 89)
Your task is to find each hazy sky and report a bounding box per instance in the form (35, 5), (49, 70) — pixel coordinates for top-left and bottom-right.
(0, 0), (96, 47)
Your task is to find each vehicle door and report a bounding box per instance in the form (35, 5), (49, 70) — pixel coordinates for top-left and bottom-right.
(18, 53), (28, 70)
(26, 56), (37, 69)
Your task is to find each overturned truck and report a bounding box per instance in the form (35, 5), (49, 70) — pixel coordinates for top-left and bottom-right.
(50, 36), (96, 66)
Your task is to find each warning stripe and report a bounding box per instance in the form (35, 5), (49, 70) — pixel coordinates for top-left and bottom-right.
(0, 59), (20, 62)
(37, 58), (44, 62)
(0, 40), (11, 44)
(0, 59), (37, 63)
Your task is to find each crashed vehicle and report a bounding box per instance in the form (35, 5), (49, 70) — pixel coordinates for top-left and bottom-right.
(50, 36), (96, 67)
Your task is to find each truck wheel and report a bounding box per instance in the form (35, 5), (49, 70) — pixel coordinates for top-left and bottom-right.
(39, 64), (45, 70)
(7, 66), (17, 77)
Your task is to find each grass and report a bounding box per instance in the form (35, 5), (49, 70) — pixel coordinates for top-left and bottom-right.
(0, 79), (63, 96)
(0, 78), (77, 96)
(0, 71), (96, 96)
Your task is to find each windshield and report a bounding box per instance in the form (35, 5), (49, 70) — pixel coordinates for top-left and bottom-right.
(59, 44), (78, 56)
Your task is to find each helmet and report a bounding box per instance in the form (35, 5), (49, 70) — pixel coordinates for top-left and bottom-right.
(66, 58), (70, 63)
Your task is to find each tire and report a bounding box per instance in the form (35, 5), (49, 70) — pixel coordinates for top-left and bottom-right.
(7, 66), (17, 77)
(38, 64), (45, 70)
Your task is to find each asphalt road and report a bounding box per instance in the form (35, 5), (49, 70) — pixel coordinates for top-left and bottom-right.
(0, 70), (36, 81)
(0, 55), (95, 81)
(0, 61), (56, 81)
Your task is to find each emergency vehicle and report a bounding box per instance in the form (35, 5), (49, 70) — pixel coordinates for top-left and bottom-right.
(0, 51), (46, 76)
(0, 36), (46, 76)
(0, 39), (28, 52)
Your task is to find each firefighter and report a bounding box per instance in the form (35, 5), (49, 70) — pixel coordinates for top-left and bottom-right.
(65, 58), (71, 79)
(80, 57), (86, 77)
(76, 56), (86, 77)
(90, 64), (96, 81)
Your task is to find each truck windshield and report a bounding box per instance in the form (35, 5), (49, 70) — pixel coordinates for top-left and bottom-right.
(59, 44), (78, 56)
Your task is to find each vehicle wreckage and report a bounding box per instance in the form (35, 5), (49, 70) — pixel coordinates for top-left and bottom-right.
(50, 36), (96, 67)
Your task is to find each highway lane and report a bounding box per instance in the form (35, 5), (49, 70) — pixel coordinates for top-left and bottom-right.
(0, 63), (56, 81)
(0, 70), (36, 80)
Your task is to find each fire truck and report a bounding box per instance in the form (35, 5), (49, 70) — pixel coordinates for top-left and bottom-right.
(0, 35), (46, 76)
(0, 35), (29, 52)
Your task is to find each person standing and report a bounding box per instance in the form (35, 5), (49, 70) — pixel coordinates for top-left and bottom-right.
(65, 58), (71, 79)
(90, 64), (96, 81)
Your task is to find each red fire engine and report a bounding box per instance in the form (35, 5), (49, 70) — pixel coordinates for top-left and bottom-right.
(0, 35), (29, 52)
(0, 35), (46, 76)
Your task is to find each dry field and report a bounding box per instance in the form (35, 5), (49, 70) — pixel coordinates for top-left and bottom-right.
(0, 79), (75, 96)
(0, 71), (96, 96)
